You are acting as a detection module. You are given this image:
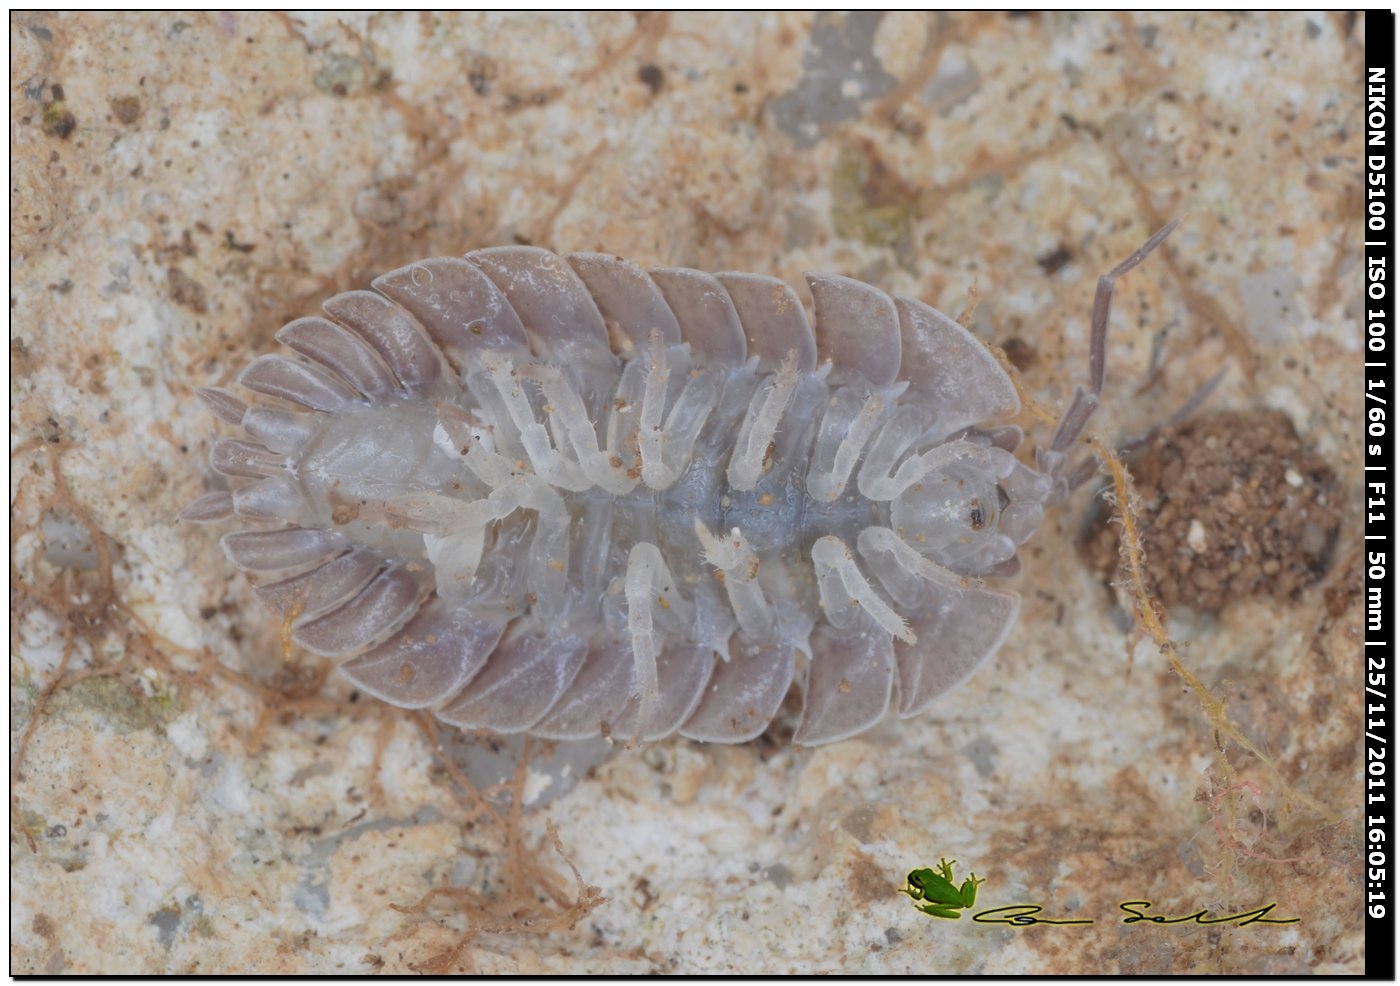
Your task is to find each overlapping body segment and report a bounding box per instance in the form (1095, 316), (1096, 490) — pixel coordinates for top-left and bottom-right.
(188, 247), (1059, 745)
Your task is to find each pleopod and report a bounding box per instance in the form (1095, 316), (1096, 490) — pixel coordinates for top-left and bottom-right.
(184, 222), (1177, 745)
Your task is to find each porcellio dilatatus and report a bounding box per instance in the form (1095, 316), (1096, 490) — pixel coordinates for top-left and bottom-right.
(184, 222), (1178, 745)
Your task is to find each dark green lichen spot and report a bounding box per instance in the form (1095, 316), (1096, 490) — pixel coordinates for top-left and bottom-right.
(314, 52), (363, 97)
(41, 103), (76, 139)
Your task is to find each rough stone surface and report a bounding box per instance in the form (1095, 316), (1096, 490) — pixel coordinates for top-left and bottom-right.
(11, 11), (1367, 974)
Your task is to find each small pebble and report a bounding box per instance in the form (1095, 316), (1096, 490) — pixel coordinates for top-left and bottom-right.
(1186, 518), (1207, 553)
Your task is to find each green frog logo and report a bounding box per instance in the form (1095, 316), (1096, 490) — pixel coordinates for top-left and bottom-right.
(898, 858), (986, 920)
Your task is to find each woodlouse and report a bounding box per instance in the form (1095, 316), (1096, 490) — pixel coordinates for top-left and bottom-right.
(185, 222), (1178, 745)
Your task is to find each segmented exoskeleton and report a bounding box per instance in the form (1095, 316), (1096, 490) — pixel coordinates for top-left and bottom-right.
(185, 222), (1176, 744)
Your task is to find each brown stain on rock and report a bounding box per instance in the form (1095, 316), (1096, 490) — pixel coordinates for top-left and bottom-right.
(845, 847), (892, 907)
(110, 95), (141, 125)
(166, 268), (208, 313)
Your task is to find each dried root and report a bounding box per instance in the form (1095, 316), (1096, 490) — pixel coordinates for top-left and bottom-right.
(391, 721), (606, 973)
(1090, 435), (1337, 829)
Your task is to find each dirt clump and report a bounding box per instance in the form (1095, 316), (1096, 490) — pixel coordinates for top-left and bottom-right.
(1083, 409), (1340, 611)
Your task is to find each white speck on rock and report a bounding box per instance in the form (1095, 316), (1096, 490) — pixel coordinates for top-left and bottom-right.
(166, 713), (209, 761)
(208, 758), (254, 814)
(522, 767), (552, 806)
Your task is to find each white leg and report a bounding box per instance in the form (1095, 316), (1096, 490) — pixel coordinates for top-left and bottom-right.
(695, 520), (776, 638)
(523, 363), (637, 494)
(807, 393), (886, 502)
(811, 536), (915, 643)
(624, 541), (685, 727)
(856, 526), (978, 592)
(479, 352), (590, 491)
(434, 401), (517, 488)
(728, 351), (800, 491)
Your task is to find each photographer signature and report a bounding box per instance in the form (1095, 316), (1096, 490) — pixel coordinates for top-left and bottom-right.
(968, 901), (1299, 927)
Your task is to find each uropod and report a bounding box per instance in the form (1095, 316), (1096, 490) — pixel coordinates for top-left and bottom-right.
(184, 221), (1179, 746)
